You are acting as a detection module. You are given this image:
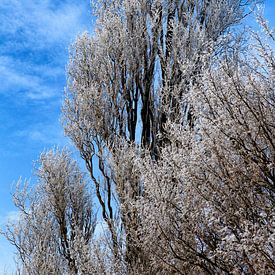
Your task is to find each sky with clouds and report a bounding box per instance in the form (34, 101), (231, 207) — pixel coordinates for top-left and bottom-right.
(0, 0), (274, 273)
(0, 0), (93, 272)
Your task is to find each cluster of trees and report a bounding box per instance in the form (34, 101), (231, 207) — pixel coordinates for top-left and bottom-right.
(2, 0), (274, 274)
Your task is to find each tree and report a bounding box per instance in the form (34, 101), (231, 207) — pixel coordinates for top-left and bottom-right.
(1, 149), (96, 274)
(63, 0), (255, 272)
(3, 1), (274, 274)
(135, 22), (274, 273)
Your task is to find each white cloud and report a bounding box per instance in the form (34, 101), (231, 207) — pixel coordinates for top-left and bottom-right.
(0, 3), (90, 272)
(0, 58), (56, 100)
(0, 0), (90, 49)
(0, 210), (20, 226)
(0, 0), (91, 101)
(14, 122), (68, 147)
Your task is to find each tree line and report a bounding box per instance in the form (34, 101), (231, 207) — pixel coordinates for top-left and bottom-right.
(2, 0), (274, 274)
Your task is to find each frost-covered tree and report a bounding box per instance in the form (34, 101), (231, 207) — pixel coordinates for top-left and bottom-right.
(1, 149), (96, 274)
(3, 1), (274, 274)
(135, 22), (274, 274)
(62, 0), (257, 273)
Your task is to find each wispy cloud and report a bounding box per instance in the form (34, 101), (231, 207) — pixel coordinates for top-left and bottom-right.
(0, 0), (91, 152)
(0, 0), (91, 101)
(14, 122), (68, 146)
(0, 0), (90, 50)
(0, 210), (20, 227)
(0, 0), (91, 183)
(0, 1), (91, 273)
(0, 56), (57, 100)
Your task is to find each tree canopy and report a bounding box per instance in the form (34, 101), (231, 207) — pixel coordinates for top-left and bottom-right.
(2, 1), (274, 274)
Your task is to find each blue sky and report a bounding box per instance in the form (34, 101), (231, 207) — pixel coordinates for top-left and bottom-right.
(0, 0), (274, 273)
(0, 0), (93, 272)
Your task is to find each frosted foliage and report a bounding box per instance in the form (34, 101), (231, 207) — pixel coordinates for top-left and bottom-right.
(137, 29), (274, 273)
(3, 0), (275, 274)
(61, 0), (274, 274)
(1, 149), (96, 274)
